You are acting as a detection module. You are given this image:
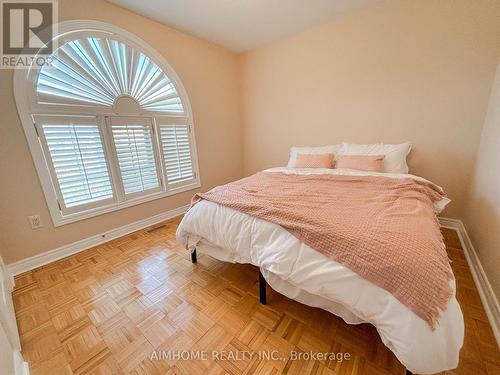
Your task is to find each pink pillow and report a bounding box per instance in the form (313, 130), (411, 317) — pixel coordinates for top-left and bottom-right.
(336, 155), (385, 172)
(295, 153), (334, 168)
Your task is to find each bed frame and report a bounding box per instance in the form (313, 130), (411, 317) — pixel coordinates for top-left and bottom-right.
(190, 248), (412, 375)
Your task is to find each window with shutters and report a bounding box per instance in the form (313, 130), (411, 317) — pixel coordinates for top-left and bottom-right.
(108, 117), (161, 196)
(14, 21), (200, 226)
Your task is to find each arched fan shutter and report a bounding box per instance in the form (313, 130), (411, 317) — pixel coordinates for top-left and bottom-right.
(36, 37), (184, 113)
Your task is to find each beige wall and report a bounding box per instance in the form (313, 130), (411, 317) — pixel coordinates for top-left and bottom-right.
(464, 59), (500, 300)
(1, 0), (500, 267)
(240, 0), (500, 218)
(0, 0), (243, 264)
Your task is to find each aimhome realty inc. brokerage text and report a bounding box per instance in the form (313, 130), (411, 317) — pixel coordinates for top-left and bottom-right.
(149, 350), (352, 362)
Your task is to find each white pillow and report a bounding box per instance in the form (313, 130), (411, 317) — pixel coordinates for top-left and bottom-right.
(340, 142), (412, 174)
(287, 144), (343, 167)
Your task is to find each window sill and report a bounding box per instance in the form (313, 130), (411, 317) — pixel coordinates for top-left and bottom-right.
(51, 180), (201, 227)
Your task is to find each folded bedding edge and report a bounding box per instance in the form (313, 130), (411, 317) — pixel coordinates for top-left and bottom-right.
(188, 235), (366, 326)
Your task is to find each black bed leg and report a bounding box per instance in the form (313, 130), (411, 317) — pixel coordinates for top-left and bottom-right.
(259, 270), (267, 305)
(191, 248), (197, 263)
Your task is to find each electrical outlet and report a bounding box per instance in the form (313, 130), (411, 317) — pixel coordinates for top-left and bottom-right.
(28, 214), (42, 229)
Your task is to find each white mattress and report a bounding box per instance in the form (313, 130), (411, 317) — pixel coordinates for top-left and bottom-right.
(176, 167), (464, 374)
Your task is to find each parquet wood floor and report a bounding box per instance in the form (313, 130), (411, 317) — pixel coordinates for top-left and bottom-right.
(12, 217), (499, 375)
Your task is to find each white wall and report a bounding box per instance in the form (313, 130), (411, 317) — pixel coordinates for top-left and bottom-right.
(0, 257), (28, 375)
(0, 324), (16, 375)
(464, 59), (500, 301)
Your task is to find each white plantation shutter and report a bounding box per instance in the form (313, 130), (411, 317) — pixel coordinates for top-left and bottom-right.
(157, 121), (195, 184)
(37, 37), (184, 113)
(34, 115), (114, 212)
(109, 118), (161, 195)
(18, 23), (200, 225)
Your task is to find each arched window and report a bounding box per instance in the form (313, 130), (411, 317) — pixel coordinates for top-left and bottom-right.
(14, 21), (200, 226)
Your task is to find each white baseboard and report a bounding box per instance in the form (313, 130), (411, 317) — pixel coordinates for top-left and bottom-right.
(6, 205), (189, 278)
(14, 350), (30, 375)
(439, 217), (500, 347)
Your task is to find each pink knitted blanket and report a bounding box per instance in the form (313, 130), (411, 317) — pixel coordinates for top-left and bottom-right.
(193, 172), (454, 329)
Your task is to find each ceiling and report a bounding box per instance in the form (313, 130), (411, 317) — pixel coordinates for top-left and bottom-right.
(107, 0), (382, 52)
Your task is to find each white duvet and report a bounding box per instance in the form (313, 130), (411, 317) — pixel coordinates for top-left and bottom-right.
(176, 167), (464, 374)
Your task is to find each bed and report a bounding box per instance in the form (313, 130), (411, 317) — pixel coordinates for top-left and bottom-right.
(176, 165), (464, 375)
